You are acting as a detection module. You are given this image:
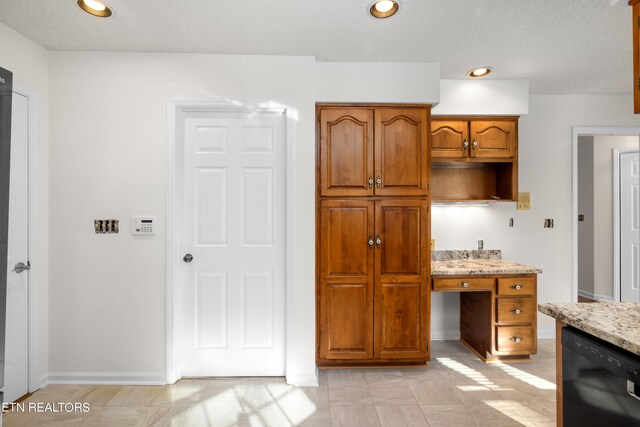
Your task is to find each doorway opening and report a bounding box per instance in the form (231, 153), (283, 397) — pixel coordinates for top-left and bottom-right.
(573, 127), (640, 303)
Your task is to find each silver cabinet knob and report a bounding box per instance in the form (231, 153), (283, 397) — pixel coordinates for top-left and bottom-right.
(183, 253), (193, 263)
(368, 178), (374, 189)
(458, 282), (471, 288)
(12, 261), (30, 274)
(510, 284), (523, 290)
(376, 177), (382, 188)
(510, 309), (522, 315)
(368, 238), (374, 249)
(463, 140), (469, 149)
(509, 336), (523, 343)
(472, 140), (478, 150)
(375, 237), (381, 247)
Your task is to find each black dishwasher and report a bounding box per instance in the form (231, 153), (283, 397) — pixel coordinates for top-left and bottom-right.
(563, 327), (640, 426)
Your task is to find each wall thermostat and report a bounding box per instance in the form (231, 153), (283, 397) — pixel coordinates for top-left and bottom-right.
(131, 216), (156, 235)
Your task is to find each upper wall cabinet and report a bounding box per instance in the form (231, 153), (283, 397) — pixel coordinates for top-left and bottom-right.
(318, 105), (430, 197)
(431, 116), (519, 202)
(432, 118), (516, 159)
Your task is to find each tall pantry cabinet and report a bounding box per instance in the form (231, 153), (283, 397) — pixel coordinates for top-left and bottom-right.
(316, 104), (432, 366)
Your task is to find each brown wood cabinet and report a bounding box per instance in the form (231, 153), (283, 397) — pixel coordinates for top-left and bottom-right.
(318, 106), (429, 197)
(431, 116), (519, 202)
(316, 104), (431, 367)
(631, 0), (640, 113)
(432, 273), (537, 361)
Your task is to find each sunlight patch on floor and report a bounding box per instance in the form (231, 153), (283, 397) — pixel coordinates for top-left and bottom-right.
(494, 362), (556, 390)
(437, 357), (508, 390)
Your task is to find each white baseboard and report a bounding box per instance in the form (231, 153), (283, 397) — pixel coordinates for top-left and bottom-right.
(286, 370), (319, 387)
(47, 372), (166, 385)
(578, 289), (614, 302)
(38, 374), (49, 390)
(430, 331), (461, 341)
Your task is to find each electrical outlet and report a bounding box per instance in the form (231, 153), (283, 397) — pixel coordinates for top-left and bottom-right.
(544, 219), (554, 228)
(94, 219), (119, 234)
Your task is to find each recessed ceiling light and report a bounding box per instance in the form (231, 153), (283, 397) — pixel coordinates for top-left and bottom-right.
(467, 67), (493, 78)
(77, 0), (113, 18)
(369, 0), (400, 19)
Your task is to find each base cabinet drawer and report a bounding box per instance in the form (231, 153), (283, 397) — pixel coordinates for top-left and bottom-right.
(496, 326), (534, 353)
(497, 278), (534, 296)
(433, 277), (494, 291)
(496, 298), (534, 324)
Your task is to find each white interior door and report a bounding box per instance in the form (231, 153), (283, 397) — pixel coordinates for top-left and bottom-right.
(2, 92), (29, 402)
(621, 151), (640, 302)
(180, 110), (286, 376)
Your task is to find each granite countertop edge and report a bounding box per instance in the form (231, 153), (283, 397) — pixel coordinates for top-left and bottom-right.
(538, 303), (640, 356)
(431, 259), (543, 276)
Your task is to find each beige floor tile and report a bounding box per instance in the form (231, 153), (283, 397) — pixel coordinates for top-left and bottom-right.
(375, 405), (428, 427)
(466, 401), (525, 426)
(331, 405), (381, 426)
(327, 370), (367, 385)
(135, 404), (245, 427)
(447, 378), (504, 405)
(420, 404), (478, 427)
(367, 377), (417, 406)
(407, 378), (462, 406)
(328, 382), (373, 406)
(105, 386), (166, 407)
(76, 406), (152, 426)
(71, 385), (125, 406)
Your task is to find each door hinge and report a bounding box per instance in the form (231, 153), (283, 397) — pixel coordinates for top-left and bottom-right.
(637, 16), (640, 29)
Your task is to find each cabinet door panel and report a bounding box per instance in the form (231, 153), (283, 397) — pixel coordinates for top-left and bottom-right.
(319, 109), (374, 196)
(319, 200), (374, 359)
(431, 120), (469, 158)
(375, 109), (429, 196)
(470, 120), (516, 158)
(374, 200), (429, 359)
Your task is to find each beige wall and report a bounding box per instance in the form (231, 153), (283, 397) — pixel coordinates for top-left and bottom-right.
(578, 136), (595, 296)
(0, 23), (50, 387)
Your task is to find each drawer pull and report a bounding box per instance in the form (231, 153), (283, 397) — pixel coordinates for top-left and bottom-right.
(510, 284), (523, 290)
(509, 336), (523, 343)
(510, 309), (522, 315)
(458, 282), (471, 288)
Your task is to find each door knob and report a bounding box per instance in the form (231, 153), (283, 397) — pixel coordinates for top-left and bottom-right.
(472, 140), (478, 150)
(183, 254), (193, 263)
(463, 140), (469, 149)
(375, 237), (381, 247)
(12, 261), (30, 274)
(368, 237), (374, 249)
(376, 177), (382, 188)
(368, 178), (374, 189)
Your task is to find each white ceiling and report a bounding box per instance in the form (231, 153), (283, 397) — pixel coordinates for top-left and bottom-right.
(0, 0), (631, 95)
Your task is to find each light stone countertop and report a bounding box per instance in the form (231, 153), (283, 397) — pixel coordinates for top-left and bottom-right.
(431, 259), (542, 275)
(538, 302), (640, 356)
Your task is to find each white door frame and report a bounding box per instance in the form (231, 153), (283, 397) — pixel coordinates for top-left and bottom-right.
(614, 148), (640, 302)
(166, 99), (297, 384)
(571, 127), (640, 303)
(11, 82), (41, 393)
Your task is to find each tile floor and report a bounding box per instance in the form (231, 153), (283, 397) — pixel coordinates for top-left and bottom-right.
(4, 340), (557, 426)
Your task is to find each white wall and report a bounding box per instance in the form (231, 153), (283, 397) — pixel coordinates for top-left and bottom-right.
(48, 52), (317, 383)
(432, 95), (640, 339)
(593, 136), (640, 299)
(577, 137), (595, 296)
(433, 79), (529, 115)
(315, 62), (440, 103)
(0, 23), (50, 388)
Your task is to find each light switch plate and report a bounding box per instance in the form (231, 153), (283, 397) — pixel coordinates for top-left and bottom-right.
(517, 192), (530, 210)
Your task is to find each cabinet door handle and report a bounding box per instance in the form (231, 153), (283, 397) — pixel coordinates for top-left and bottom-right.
(368, 237), (374, 249)
(458, 282), (471, 288)
(510, 284), (523, 290)
(472, 140), (478, 150)
(510, 309), (522, 315)
(509, 336), (523, 343)
(376, 176), (382, 188)
(375, 236), (381, 247)
(368, 178), (374, 189)
(463, 140), (469, 149)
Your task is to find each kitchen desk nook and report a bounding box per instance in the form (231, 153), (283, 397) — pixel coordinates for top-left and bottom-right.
(432, 250), (542, 362)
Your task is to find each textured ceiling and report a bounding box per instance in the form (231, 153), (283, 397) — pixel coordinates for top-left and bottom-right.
(0, 0), (631, 94)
